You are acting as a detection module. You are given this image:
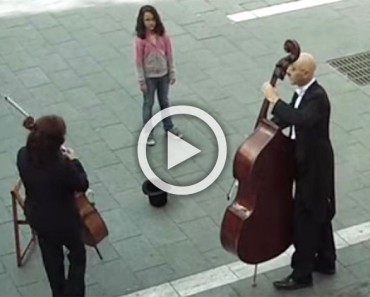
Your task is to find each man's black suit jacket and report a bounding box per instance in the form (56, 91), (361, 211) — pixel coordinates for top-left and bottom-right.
(271, 81), (335, 222)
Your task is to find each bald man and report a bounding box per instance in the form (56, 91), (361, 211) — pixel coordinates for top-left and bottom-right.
(263, 52), (336, 290)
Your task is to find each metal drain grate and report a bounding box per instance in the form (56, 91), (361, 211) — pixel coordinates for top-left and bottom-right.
(327, 51), (370, 86)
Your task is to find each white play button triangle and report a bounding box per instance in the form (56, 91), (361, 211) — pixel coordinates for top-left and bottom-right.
(167, 132), (201, 169)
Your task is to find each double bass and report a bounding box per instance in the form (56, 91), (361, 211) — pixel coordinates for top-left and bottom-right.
(4, 95), (109, 260)
(220, 40), (300, 283)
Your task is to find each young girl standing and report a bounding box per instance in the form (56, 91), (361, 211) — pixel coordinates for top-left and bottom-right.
(134, 5), (182, 146)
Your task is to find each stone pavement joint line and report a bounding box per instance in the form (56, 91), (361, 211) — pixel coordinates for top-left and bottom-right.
(120, 220), (370, 297)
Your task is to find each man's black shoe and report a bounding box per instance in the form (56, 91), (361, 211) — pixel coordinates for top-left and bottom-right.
(273, 275), (313, 290)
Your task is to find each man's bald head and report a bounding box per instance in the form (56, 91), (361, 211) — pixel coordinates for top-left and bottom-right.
(287, 52), (317, 86)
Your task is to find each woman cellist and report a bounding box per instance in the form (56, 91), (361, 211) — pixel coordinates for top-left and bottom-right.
(16, 114), (89, 297)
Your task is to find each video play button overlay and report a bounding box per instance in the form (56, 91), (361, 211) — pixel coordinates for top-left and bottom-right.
(167, 132), (201, 169)
(137, 105), (227, 195)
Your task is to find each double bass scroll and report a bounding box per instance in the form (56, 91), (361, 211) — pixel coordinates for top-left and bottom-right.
(220, 40), (300, 284)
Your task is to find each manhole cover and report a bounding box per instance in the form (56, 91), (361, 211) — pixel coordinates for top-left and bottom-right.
(327, 51), (370, 86)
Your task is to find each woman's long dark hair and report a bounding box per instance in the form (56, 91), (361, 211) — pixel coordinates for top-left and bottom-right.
(26, 115), (66, 166)
(135, 5), (165, 39)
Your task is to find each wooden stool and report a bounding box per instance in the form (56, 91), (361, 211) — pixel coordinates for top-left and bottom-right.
(11, 179), (37, 267)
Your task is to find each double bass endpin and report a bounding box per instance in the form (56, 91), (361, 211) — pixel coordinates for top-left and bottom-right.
(252, 264), (258, 287)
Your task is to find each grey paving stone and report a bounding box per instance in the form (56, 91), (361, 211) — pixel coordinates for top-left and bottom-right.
(40, 25), (72, 44)
(164, 196), (208, 224)
(34, 99), (83, 123)
(35, 53), (70, 73)
(70, 28), (105, 47)
(16, 67), (50, 88)
(3, 51), (38, 72)
(202, 247), (238, 267)
(87, 237), (120, 267)
(114, 147), (142, 174)
(157, 2), (203, 26)
(80, 103), (121, 129)
(82, 71), (121, 94)
(77, 141), (121, 170)
(0, 258), (4, 274)
(0, 176), (19, 207)
(29, 83), (66, 106)
(197, 193), (232, 227)
(97, 123), (136, 150)
(85, 44), (121, 62)
(0, 152), (17, 180)
(89, 16), (124, 34)
(127, 205), (188, 248)
(64, 120), (101, 146)
(113, 235), (166, 272)
(0, 222), (24, 256)
(28, 13), (59, 30)
(66, 55), (103, 76)
(18, 279), (50, 297)
(89, 258), (141, 296)
(11, 26), (45, 47)
(48, 68), (85, 91)
(203, 66), (245, 87)
(184, 21), (221, 40)
(102, 29), (134, 49)
(173, 34), (205, 54)
(337, 243), (370, 267)
(158, 239), (213, 278)
(179, 216), (222, 253)
(0, 198), (12, 224)
(94, 163), (141, 194)
(54, 40), (90, 59)
(1, 249), (46, 287)
(200, 36), (239, 56)
(175, 48), (220, 71)
(0, 37), (23, 56)
(334, 281), (370, 297)
(58, 13), (91, 31)
(314, 262), (360, 295)
(135, 264), (178, 288)
(64, 86), (101, 109)
(86, 282), (108, 297)
(99, 207), (141, 243)
(0, 273), (21, 297)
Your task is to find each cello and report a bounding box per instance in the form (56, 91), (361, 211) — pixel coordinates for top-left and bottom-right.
(220, 40), (300, 284)
(4, 95), (109, 260)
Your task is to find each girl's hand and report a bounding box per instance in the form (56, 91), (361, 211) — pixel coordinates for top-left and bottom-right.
(170, 78), (176, 85)
(140, 83), (148, 93)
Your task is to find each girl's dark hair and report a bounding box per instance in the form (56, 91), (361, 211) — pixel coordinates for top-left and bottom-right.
(135, 5), (165, 39)
(26, 115), (66, 166)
